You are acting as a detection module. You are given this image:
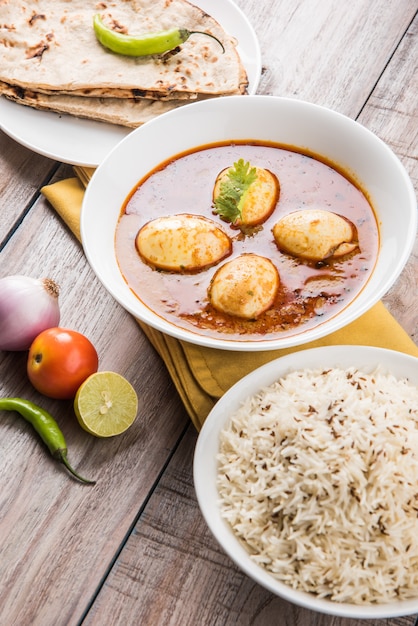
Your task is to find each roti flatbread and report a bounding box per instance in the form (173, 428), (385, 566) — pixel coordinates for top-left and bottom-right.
(0, 0), (248, 98)
(0, 81), (199, 127)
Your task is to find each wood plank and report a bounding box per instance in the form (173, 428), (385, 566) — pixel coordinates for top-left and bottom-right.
(0, 0), (417, 624)
(243, 0), (417, 116)
(0, 132), (57, 237)
(0, 184), (188, 625)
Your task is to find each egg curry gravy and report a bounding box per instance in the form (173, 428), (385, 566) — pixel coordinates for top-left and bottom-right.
(115, 141), (379, 342)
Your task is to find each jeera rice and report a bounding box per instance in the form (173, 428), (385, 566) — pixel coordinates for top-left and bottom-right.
(217, 367), (418, 604)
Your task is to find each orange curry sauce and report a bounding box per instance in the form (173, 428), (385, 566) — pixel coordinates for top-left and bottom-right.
(115, 141), (379, 342)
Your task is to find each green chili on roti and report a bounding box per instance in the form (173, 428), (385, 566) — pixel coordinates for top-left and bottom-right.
(0, 0), (247, 127)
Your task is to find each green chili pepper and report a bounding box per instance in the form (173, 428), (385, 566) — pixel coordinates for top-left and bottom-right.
(0, 397), (95, 484)
(93, 14), (225, 57)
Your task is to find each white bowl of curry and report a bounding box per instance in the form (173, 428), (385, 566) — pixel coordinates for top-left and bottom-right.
(81, 95), (417, 351)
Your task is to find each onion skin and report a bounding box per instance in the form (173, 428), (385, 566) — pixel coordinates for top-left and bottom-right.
(0, 275), (61, 351)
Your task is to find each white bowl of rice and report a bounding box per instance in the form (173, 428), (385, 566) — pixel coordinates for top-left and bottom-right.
(193, 345), (418, 618)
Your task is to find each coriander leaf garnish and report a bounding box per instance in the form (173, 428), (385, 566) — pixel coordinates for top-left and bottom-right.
(213, 159), (258, 224)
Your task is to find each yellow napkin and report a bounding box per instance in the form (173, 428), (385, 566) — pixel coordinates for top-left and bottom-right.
(42, 172), (418, 430)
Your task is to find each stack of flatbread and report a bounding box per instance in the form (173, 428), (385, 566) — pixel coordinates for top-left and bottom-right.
(0, 0), (248, 128)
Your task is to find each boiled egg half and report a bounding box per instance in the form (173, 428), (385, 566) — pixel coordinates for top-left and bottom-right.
(208, 253), (279, 319)
(272, 209), (358, 261)
(213, 165), (279, 227)
(135, 214), (232, 272)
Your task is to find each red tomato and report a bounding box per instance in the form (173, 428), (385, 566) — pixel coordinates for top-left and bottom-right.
(27, 327), (99, 399)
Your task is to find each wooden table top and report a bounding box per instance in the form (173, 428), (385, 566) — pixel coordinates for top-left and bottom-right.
(0, 1), (417, 625)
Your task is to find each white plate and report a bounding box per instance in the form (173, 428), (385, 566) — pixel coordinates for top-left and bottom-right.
(194, 345), (418, 618)
(0, 0), (261, 167)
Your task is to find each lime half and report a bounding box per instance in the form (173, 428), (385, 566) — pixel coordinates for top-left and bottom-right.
(74, 371), (138, 437)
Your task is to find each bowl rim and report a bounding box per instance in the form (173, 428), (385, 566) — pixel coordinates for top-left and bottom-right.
(81, 95), (417, 352)
(193, 344), (418, 618)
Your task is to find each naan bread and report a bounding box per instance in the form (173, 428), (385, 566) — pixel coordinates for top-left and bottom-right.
(0, 0), (248, 98)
